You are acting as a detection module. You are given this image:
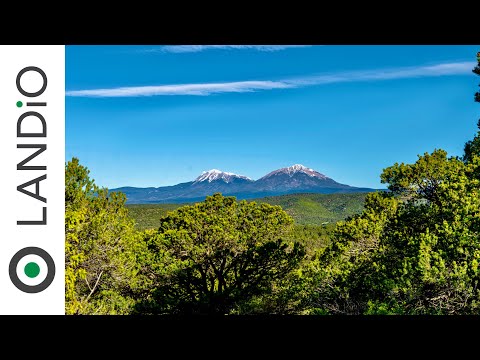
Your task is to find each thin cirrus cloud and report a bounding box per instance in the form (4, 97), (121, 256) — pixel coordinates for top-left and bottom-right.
(66, 61), (475, 98)
(148, 45), (312, 53)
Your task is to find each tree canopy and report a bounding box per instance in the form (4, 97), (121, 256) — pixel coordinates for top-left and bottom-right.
(65, 158), (144, 314)
(307, 55), (480, 315)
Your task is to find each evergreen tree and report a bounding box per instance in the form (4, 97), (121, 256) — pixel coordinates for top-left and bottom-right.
(135, 193), (305, 315)
(65, 158), (145, 314)
(310, 54), (480, 315)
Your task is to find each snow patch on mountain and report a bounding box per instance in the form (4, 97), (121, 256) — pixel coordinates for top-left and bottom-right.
(260, 164), (329, 180)
(194, 169), (252, 183)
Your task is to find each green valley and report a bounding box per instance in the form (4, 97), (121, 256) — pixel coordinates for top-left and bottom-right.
(126, 192), (371, 231)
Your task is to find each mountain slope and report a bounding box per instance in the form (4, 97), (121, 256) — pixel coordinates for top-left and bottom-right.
(194, 169), (252, 183)
(254, 192), (367, 225)
(255, 164), (353, 193)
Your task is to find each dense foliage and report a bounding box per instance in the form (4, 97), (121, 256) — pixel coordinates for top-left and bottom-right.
(310, 152), (480, 314)
(135, 194), (305, 314)
(65, 158), (145, 314)
(65, 55), (480, 315)
(306, 57), (480, 315)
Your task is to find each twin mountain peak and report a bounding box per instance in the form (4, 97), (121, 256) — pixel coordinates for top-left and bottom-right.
(114, 164), (376, 204)
(194, 164), (326, 184)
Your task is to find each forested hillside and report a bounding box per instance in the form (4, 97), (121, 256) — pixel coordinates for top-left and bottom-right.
(126, 192), (368, 231)
(256, 192), (368, 225)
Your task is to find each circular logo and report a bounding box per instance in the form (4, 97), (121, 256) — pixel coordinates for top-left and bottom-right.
(9, 247), (55, 294)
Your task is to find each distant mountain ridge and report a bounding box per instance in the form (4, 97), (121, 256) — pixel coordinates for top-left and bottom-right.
(112, 164), (379, 204)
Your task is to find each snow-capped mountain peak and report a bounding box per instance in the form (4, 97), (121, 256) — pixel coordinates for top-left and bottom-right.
(286, 164), (311, 174)
(112, 162), (376, 204)
(194, 169), (252, 183)
(261, 164), (329, 180)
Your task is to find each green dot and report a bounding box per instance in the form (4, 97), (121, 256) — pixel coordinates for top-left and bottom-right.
(24, 262), (40, 278)
(16, 101), (23, 108)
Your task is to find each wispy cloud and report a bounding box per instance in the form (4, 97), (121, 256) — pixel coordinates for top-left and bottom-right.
(150, 45), (311, 53)
(66, 81), (292, 97)
(66, 61), (475, 98)
(285, 62), (475, 85)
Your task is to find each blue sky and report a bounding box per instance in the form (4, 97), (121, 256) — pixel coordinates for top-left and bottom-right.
(66, 45), (479, 189)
